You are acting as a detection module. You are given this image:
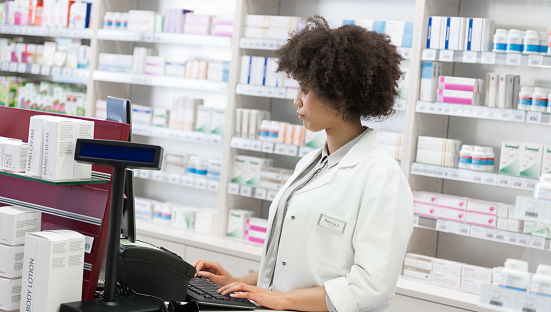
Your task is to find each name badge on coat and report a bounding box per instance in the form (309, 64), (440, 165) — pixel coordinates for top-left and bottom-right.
(317, 214), (346, 234)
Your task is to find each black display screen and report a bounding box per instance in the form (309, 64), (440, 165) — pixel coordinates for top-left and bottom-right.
(79, 142), (156, 164)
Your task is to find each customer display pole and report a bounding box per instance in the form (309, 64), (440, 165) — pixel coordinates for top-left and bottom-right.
(60, 139), (164, 312)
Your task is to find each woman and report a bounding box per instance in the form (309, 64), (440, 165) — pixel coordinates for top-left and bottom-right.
(193, 16), (413, 312)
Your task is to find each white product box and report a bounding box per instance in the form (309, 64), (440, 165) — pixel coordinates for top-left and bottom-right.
(42, 117), (77, 181)
(246, 217), (268, 232)
(432, 271), (461, 290)
(416, 149), (457, 167)
(0, 244), (25, 278)
(497, 217), (508, 230)
(0, 277), (21, 311)
(486, 73), (498, 107)
(413, 202), (438, 219)
(73, 120), (94, 180)
(210, 109), (225, 135)
(259, 178), (282, 191)
(427, 16), (444, 49)
(523, 221), (551, 238)
(171, 206), (196, 230)
(499, 141), (521, 176)
(466, 211), (496, 228)
(26, 115), (54, 177)
(241, 109), (250, 138)
(250, 56), (266, 86)
(3, 141), (28, 172)
(519, 143), (543, 178)
(269, 16), (300, 30)
(462, 264), (493, 283)
(444, 17), (466, 50)
(152, 108), (168, 128)
(231, 155), (248, 184)
(245, 157), (273, 187)
(417, 136), (461, 153)
(403, 266), (432, 283)
(98, 53), (133, 72)
(134, 197), (155, 221)
(508, 205), (517, 219)
(497, 203), (509, 218)
(497, 74), (507, 108)
(0, 206), (41, 246)
(413, 191), (439, 205)
(438, 195), (469, 210)
(439, 76), (478, 92)
(507, 219), (524, 233)
(240, 56), (252, 84)
(437, 89), (478, 105)
(466, 18), (493, 52)
(376, 131), (403, 146)
(461, 277), (489, 295)
(404, 253), (433, 271)
(195, 106), (212, 133)
(265, 58), (280, 87)
(492, 267), (504, 284)
(248, 110), (260, 140)
(437, 207), (466, 223)
(432, 258), (462, 276)
(467, 199), (498, 215)
(165, 59), (186, 77)
(244, 228), (267, 244)
(227, 209), (254, 239)
(131, 105), (152, 125)
(21, 230), (84, 312)
(260, 167), (283, 181)
(420, 62), (442, 102)
(542, 145), (551, 175)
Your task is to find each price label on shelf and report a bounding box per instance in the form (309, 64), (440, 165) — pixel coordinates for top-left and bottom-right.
(1, 62), (9, 71)
(240, 186), (252, 197)
(524, 178), (538, 191)
(143, 33), (155, 42)
(265, 87), (276, 97)
(470, 226), (487, 240)
(241, 138), (252, 150)
(517, 234), (530, 246)
(8, 62), (17, 72)
(210, 135), (222, 145)
(482, 173), (497, 185)
(439, 50), (454, 62)
(17, 63), (26, 73)
(285, 145), (298, 156)
(244, 85), (255, 95)
(481, 52), (496, 64)
(235, 84), (246, 94)
(168, 173), (180, 184)
(510, 177), (524, 189)
(421, 49), (437, 61)
(486, 108), (498, 119)
(62, 67), (72, 77)
(274, 88), (287, 98)
(182, 176), (194, 187)
(528, 54), (543, 67)
(250, 140), (262, 151)
(526, 111), (542, 124)
(426, 101), (437, 113)
(267, 189), (278, 201)
(262, 142), (275, 153)
(254, 188), (267, 200)
(511, 110), (525, 122)
(138, 170), (150, 179)
(416, 101), (428, 112)
(497, 109), (511, 121)
(505, 232), (519, 245)
(497, 175), (512, 187)
(254, 86), (267, 97)
(207, 180), (219, 192)
(529, 236), (545, 250)
(196, 178), (207, 190)
(299, 146), (314, 157)
(436, 219), (449, 232)
(51, 66), (61, 76)
(274, 143), (287, 155)
(413, 215), (419, 226)
(151, 171), (163, 181)
(506, 53), (521, 66)
(30, 64), (40, 74)
(493, 231), (506, 243)
(449, 222), (470, 236)
(462, 51), (477, 63)
(40, 66), (51, 76)
(227, 183), (239, 195)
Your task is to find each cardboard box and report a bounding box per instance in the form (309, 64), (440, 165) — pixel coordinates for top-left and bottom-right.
(72, 119), (94, 180)
(194, 209), (217, 235)
(416, 149), (457, 167)
(519, 143), (543, 178)
(171, 206), (196, 230)
(437, 207), (466, 223)
(227, 209), (254, 239)
(21, 230), (84, 312)
(195, 106), (212, 133)
(413, 191), (439, 205)
(2, 141), (28, 172)
(42, 117), (77, 181)
(245, 157), (273, 187)
(497, 217), (508, 230)
(403, 266), (431, 283)
(417, 136), (461, 153)
(438, 194), (468, 210)
(462, 264), (493, 283)
(497, 204), (509, 218)
(0, 277), (22, 311)
(420, 62), (442, 102)
(432, 258), (462, 276)
(507, 219), (524, 233)
(26, 115), (54, 177)
(0, 244), (25, 278)
(467, 199), (498, 215)
(432, 271), (461, 290)
(413, 202), (437, 219)
(466, 211), (496, 228)
(0, 206), (41, 246)
(499, 141), (521, 176)
(461, 277), (490, 295)
(542, 145), (551, 175)
(404, 253), (433, 271)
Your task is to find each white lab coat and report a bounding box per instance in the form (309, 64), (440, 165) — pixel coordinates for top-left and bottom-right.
(257, 130), (413, 312)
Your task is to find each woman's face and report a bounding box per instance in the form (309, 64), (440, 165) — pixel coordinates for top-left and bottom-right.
(294, 86), (341, 132)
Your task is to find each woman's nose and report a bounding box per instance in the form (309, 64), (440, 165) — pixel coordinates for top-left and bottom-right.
(294, 90), (303, 107)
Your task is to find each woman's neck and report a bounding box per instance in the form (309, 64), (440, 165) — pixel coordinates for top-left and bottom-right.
(325, 120), (365, 155)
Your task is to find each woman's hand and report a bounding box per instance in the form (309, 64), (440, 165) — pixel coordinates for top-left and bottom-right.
(191, 260), (236, 286)
(218, 282), (289, 311)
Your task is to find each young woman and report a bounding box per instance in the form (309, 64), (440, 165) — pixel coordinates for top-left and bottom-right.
(193, 16), (413, 312)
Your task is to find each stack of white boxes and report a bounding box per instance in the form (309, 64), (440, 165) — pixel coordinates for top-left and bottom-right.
(376, 131), (403, 161)
(235, 108), (271, 139)
(259, 166), (293, 191)
(244, 15), (301, 40)
(437, 76), (483, 106)
(485, 73), (521, 109)
(499, 141), (551, 178)
(403, 253), (493, 295)
(244, 217), (269, 245)
(426, 16), (494, 51)
(1, 137), (28, 173)
(416, 136), (461, 168)
(227, 209), (255, 239)
(0, 206), (41, 311)
(419, 62), (442, 102)
(231, 156), (273, 187)
(239, 56), (299, 89)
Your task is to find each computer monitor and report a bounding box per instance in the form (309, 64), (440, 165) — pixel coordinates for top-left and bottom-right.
(106, 96), (136, 243)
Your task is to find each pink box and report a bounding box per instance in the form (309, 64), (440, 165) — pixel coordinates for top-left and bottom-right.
(439, 76), (477, 92)
(414, 202), (437, 219)
(212, 15), (234, 26)
(467, 199), (498, 215)
(438, 194), (468, 210)
(466, 211), (497, 228)
(185, 13), (211, 25)
(437, 207), (466, 223)
(437, 89), (475, 105)
(413, 191), (439, 205)
(184, 23), (210, 35)
(211, 24), (233, 37)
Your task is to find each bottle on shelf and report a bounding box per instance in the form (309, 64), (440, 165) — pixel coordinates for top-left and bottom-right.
(507, 29), (523, 53)
(493, 29), (508, 52)
(539, 31), (548, 54)
(523, 30), (540, 54)
(532, 87), (549, 112)
(534, 174), (551, 200)
(268, 121), (280, 142)
(485, 147), (495, 172)
(459, 145), (474, 169)
(518, 86), (535, 110)
(103, 12), (114, 29)
(499, 259), (531, 292)
(529, 264), (551, 297)
(471, 146), (487, 172)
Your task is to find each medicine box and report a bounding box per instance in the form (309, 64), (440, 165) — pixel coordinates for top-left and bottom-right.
(439, 76), (478, 92)
(2, 141), (28, 172)
(210, 109), (225, 135)
(507, 219), (524, 233)
(195, 209), (217, 235)
(131, 105), (152, 125)
(497, 218), (508, 230)
(416, 149), (457, 167)
(432, 272), (461, 290)
(73, 120), (94, 180)
(417, 136), (461, 153)
(171, 206), (196, 230)
(376, 131), (403, 146)
(21, 230), (85, 312)
(403, 266), (432, 283)
(542, 145), (551, 175)
(437, 207), (466, 223)
(432, 258), (462, 276)
(245, 217), (268, 244)
(231, 155), (248, 184)
(227, 209), (254, 239)
(439, 195), (471, 211)
(497, 204), (509, 218)
(499, 141), (521, 176)
(467, 199), (498, 215)
(519, 143), (543, 178)
(26, 115), (53, 177)
(404, 253), (433, 271)
(134, 197), (155, 221)
(245, 157), (273, 187)
(195, 106), (212, 133)
(0, 277), (21, 311)
(413, 191), (439, 205)
(42, 117), (77, 181)
(413, 202), (437, 219)
(461, 277), (489, 295)
(0, 206), (41, 246)
(304, 130), (326, 148)
(437, 89), (478, 105)
(420, 62), (442, 102)
(462, 264), (493, 283)
(466, 211), (496, 228)
(0, 244), (24, 278)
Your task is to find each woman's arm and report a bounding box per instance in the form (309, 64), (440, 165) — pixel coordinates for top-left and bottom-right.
(235, 271), (259, 286)
(193, 260), (259, 286)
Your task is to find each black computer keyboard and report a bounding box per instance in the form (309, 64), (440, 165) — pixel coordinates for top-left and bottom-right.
(187, 277), (256, 310)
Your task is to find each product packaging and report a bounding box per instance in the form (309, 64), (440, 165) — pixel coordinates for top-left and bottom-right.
(0, 244), (25, 278)
(432, 271), (461, 290)
(461, 277), (490, 295)
(403, 266), (432, 282)
(134, 197), (155, 221)
(499, 141), (521, 176)
(462, 264), (493, 283)
(437, 207), (466, 223)
(20, 230), (85, 312)
(245, 157), (273, 187)
(231, 155), (248, 184)
(195, 106), (212, 133)
(415, 149), (457, 167)
(194, 209), (217, 235)
(417, 136), (461, 153)
(466, 211), (497, 228)
(73, 120), (94, 180)
(0, 277), (22, 311)
(26, 115), (54, 176)
(171, 206), (196, 230)
(2, 140), (28, 172)
(519, 143), (543, 178)
(245, 217), (268, 244)
(542, 145), (551, 175)
(413, 202), (438, 219)
(0, 206), (41, 246)
(42, 117), (77, 181)
(404, 253), (433, 271)
(227, 209), (255, 239)
(432, 258), (463, 276)
(420, 62), (442, 102)
(467, 199), (498, 215)
(413, 191), (439, 205)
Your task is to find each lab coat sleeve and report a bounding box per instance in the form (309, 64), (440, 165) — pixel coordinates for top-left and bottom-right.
(324, 162), (413, 312)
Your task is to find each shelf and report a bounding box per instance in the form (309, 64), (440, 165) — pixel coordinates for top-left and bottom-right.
(0, 170), (110, 186)
(414, 216), (550, 250)
(410, 162), (539, 191)
(227, 182), (279, 201)
(93, 70), (228, 91)
(134, 170), (219, 192)
(0, 25), (92, 39)
(236, 83), (407, 110)
(230, 137), (316, 157)
(422, 48), (551, 68)
(97, 29), (232, 47)
(239, 38), (413, 60)
(133, 124), (223, 145)
(135, 220), (263, 262)
(0, 62), (90, 84)
(416, 101), (551, 125)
